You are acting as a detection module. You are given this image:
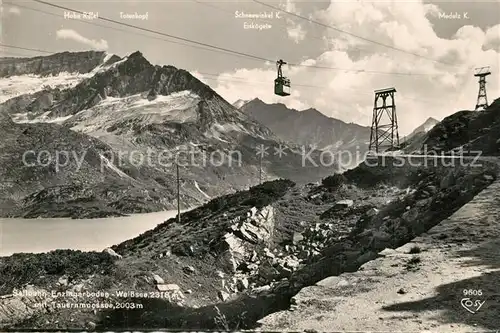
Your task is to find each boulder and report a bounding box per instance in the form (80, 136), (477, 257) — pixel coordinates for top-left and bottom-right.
(440, 170), (455, 189)
(368, 230), (392, 250)
(218, 290), (230, 301)
(221, 233), (248, 272)
(249, 206), (258, 218)
(220, 250), (238, 273)
(483, 174), (494, 181)
(425, 185), (437, 194)
(183, 266), (196, 274)
(251, 285), (271, 294)
(258, 261), (280, 280)
(247, 263), (259, 272)
(335, 199), (354, 208)
(58, 276), (69, 286)
(264, 248), (275, 259)
(275, 264), (293, 278)
(284, 257), (300, 270)
(239, 222), (264, 243)
(292, 232), (304, 245)
(223, 233), (247, 256)
(415, 198), (432, 207)
(357, 251), (377, 265)
(237, 277), (249, 291)
(250, 250), (258, 262)
(86, 321), (97, 330)
(157, 284), (185, 302)
(402, 208), (419, 222)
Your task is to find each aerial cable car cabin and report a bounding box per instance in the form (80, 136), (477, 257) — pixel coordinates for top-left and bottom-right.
(274, 59), (290, 96)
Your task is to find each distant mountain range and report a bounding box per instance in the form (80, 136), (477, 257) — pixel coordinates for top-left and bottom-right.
(0, 51), (339, 218)
(239, 98), (371, 167)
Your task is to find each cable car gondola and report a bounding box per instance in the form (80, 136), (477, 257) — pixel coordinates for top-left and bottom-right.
(274, 59), (290, 96)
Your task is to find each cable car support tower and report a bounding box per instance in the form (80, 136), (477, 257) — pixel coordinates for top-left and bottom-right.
(369, 87), (400, 153)
(474, 67), (491, 111)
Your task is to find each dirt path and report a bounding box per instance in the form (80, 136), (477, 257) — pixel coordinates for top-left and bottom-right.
(258, 177), (500, 332)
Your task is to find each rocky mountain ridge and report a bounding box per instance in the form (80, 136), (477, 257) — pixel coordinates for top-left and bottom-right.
(240, 98), (371, 168)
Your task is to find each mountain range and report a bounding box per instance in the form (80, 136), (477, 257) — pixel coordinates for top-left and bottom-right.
(240, 98), (371, 167)
(0, 51), (340, 218)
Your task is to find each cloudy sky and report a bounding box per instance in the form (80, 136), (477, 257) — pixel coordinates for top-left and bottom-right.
(1, 0), (499, 134)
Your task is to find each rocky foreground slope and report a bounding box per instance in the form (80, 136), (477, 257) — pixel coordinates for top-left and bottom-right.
(0, 155), (497, 330)
(258, 172), (500, 332)
(241, 98), (371, 167)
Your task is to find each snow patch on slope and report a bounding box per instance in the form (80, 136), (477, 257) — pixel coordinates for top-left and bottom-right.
(0, 72), (93, 103)
(204, 122), (251, 143)
(11, 112), (73, 124)
(70, 90), (201, 134)
(0, 53), (118, 105)
(104, 56), (128, 71)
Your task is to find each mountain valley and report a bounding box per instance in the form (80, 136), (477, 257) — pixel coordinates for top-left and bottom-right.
(1, 49), (499, 332)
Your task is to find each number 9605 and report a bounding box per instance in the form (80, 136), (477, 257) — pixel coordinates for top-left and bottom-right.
(463, 289), (482, 296)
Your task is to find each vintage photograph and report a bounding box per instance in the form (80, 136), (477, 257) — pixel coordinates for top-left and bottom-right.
(0, 0), (499, 331)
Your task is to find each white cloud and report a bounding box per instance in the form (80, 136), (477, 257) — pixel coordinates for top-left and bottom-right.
(210, 0), (499, 135)
(8, 6), (20, 15)
(281, 0), (306, 43)
(423, 3), (441, 17)
(56, 29), (108, 51)
(287, 21), (306, 44)
(1, 5), (21, 16)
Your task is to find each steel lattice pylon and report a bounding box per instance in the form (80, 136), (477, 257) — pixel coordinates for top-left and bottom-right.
(369, 87), (399, 153)
(474, 67), (491, 111)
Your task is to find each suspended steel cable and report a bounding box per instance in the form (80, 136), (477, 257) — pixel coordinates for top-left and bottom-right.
(0, 43), (468, 108)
